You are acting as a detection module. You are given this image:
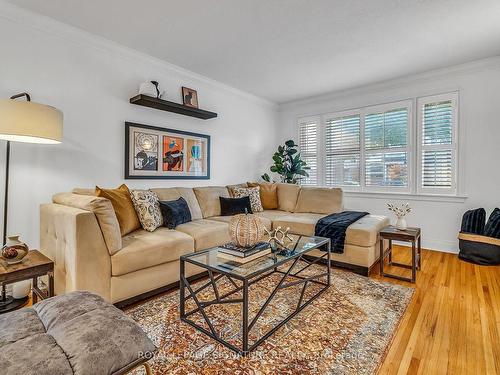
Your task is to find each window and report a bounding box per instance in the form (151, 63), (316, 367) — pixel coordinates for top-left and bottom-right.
(324, 113), (360, 186)
(298, 118), (319, 186)
(364, 107), (409, 190)
(297, 92), (459, 196)
(417, 93), (458, 194)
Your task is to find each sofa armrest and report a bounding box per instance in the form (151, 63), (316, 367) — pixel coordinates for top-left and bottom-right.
(40, 203), (112, 301)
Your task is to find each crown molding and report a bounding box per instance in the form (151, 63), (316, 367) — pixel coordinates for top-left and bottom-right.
(0, 1), (277, 109)
(279, 55), (500, 109)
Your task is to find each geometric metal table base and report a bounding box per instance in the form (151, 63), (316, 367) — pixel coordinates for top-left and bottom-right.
(180, 243), (331, 356)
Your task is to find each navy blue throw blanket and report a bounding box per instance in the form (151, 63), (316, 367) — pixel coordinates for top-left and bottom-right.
(315, 211), (369, 253)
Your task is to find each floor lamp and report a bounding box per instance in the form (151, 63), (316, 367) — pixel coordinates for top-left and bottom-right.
(0, 92), (63, 312)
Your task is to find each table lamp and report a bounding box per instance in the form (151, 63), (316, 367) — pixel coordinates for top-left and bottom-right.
(0, 92), (63, 312)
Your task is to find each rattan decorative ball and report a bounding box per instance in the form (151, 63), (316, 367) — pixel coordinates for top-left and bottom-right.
(229, 213), (266, 248)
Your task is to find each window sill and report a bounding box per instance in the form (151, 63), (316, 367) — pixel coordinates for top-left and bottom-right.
(344, 191), (468, 203)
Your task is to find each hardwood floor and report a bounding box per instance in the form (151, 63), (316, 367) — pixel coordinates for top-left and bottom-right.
(373, 245), (500, 375)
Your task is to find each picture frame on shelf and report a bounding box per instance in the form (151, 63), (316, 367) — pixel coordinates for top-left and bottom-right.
(182, 87), (199, 108)
(125, 122), (210, 179)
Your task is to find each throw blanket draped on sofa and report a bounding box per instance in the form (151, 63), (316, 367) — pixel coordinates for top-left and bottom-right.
(315, 211), (369, 253)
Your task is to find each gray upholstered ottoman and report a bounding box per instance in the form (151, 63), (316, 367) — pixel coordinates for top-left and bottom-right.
(0, 291), (156, 375)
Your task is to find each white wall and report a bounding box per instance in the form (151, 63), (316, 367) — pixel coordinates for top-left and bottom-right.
(0, 4), (278, 247)
(278, 57), (500, 253)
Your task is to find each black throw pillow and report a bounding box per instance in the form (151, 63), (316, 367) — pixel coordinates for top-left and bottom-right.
(484, 208), (500, 239)
(159, 197), (192, 229)
(219, 196), (253, 216)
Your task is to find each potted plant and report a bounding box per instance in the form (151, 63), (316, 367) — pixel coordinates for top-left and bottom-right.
(262, 140), (310, 184)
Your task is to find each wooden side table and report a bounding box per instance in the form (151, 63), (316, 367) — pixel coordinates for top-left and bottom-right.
(0, 250), (54, 313)
(379, 226), (421, 283)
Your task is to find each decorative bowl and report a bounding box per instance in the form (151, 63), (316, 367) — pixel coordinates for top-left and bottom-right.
(1, 235), (29, 265)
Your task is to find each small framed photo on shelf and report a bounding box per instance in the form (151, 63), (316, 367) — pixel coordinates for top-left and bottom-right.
(182, 87), (198, 108)
(125, 122), (210, 179)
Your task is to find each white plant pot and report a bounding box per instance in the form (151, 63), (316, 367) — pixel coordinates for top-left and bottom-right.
(395, 217), (408, 230)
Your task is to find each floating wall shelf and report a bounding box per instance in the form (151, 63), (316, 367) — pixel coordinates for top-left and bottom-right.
(130, 94), (217, 120)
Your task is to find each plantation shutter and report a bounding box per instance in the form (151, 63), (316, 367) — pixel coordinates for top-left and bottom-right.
(419, 95), (457, 192)
(364, 108), (409, 187)
(324, 114), (360, 186)
(298, 119), (318, 186)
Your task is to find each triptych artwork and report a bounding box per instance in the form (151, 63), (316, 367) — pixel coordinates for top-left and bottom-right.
(125, 122), (210, 179)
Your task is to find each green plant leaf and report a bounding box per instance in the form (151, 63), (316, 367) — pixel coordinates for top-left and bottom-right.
(285, 140), (295, 148)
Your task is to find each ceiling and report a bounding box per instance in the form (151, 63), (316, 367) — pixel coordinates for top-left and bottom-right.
(7, 0), (500, 103)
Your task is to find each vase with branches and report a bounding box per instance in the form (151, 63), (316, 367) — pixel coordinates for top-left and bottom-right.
(261, 140), (310, 184)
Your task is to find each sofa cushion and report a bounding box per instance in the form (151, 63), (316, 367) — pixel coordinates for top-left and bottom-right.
(345, 215), (389, 247)
(277, 183), (300, 212)
(72, 188), (96, 196)
(151, 187), (203, 220)
(176, 219), (231, 250)
(294, 187), (343, 214)
(96, 184), (141, 236)
(193, 187), (230, 218)
(211, 215), (272, 230)
(112, 228), (194, 276)
(272, 213), (325, 236)
(248, 182), (278, 209)
(254, 209), (291, 222)
(52, 192), (122, 255)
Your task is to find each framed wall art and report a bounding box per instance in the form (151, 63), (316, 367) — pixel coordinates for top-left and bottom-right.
(125, 122), (210, 179)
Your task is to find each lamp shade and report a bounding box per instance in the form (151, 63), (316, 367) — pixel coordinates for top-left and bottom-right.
(0, 99), (63, 144)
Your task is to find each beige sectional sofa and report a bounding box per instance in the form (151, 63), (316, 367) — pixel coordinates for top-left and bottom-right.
(40, 183), (389, 306)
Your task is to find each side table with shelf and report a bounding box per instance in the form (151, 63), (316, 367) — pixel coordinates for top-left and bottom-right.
(379, 226), (421, 283)
(0, 250), (54, 313)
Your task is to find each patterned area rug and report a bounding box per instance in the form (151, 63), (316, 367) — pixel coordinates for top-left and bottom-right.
(126, 263), (413, 374)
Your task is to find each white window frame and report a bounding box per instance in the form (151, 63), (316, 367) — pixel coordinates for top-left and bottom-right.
(416, 92), (459, 196)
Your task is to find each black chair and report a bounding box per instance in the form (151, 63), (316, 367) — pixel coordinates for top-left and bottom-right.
(458, 208), (500, 265)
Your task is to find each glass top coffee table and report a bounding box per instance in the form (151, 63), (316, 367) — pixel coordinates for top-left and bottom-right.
(180, 235), (331, 356)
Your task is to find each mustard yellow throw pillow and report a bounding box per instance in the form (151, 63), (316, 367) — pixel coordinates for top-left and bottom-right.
(248, 182), (278, 210)
(96, 184), (141, 236)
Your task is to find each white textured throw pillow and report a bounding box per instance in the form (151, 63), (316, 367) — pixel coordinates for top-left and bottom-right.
(232, 186), (264, 213)
(130, 190), (163, 232)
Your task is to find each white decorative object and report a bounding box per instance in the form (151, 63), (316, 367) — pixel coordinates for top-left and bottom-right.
(139, 80), (165, 99)
(12, 280), (31, 299)
(387, 202), (412, 230)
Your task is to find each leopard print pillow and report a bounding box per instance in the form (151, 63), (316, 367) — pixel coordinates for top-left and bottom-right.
(232, 186), (263, 213)
(130, 190), (163, 232)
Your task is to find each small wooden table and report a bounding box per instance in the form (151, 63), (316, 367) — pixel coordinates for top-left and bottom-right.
(0, 250), (54, 313)
(379, 226), (421, 283)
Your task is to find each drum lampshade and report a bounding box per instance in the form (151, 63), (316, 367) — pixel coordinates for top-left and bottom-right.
(0, 99), (63, 144)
